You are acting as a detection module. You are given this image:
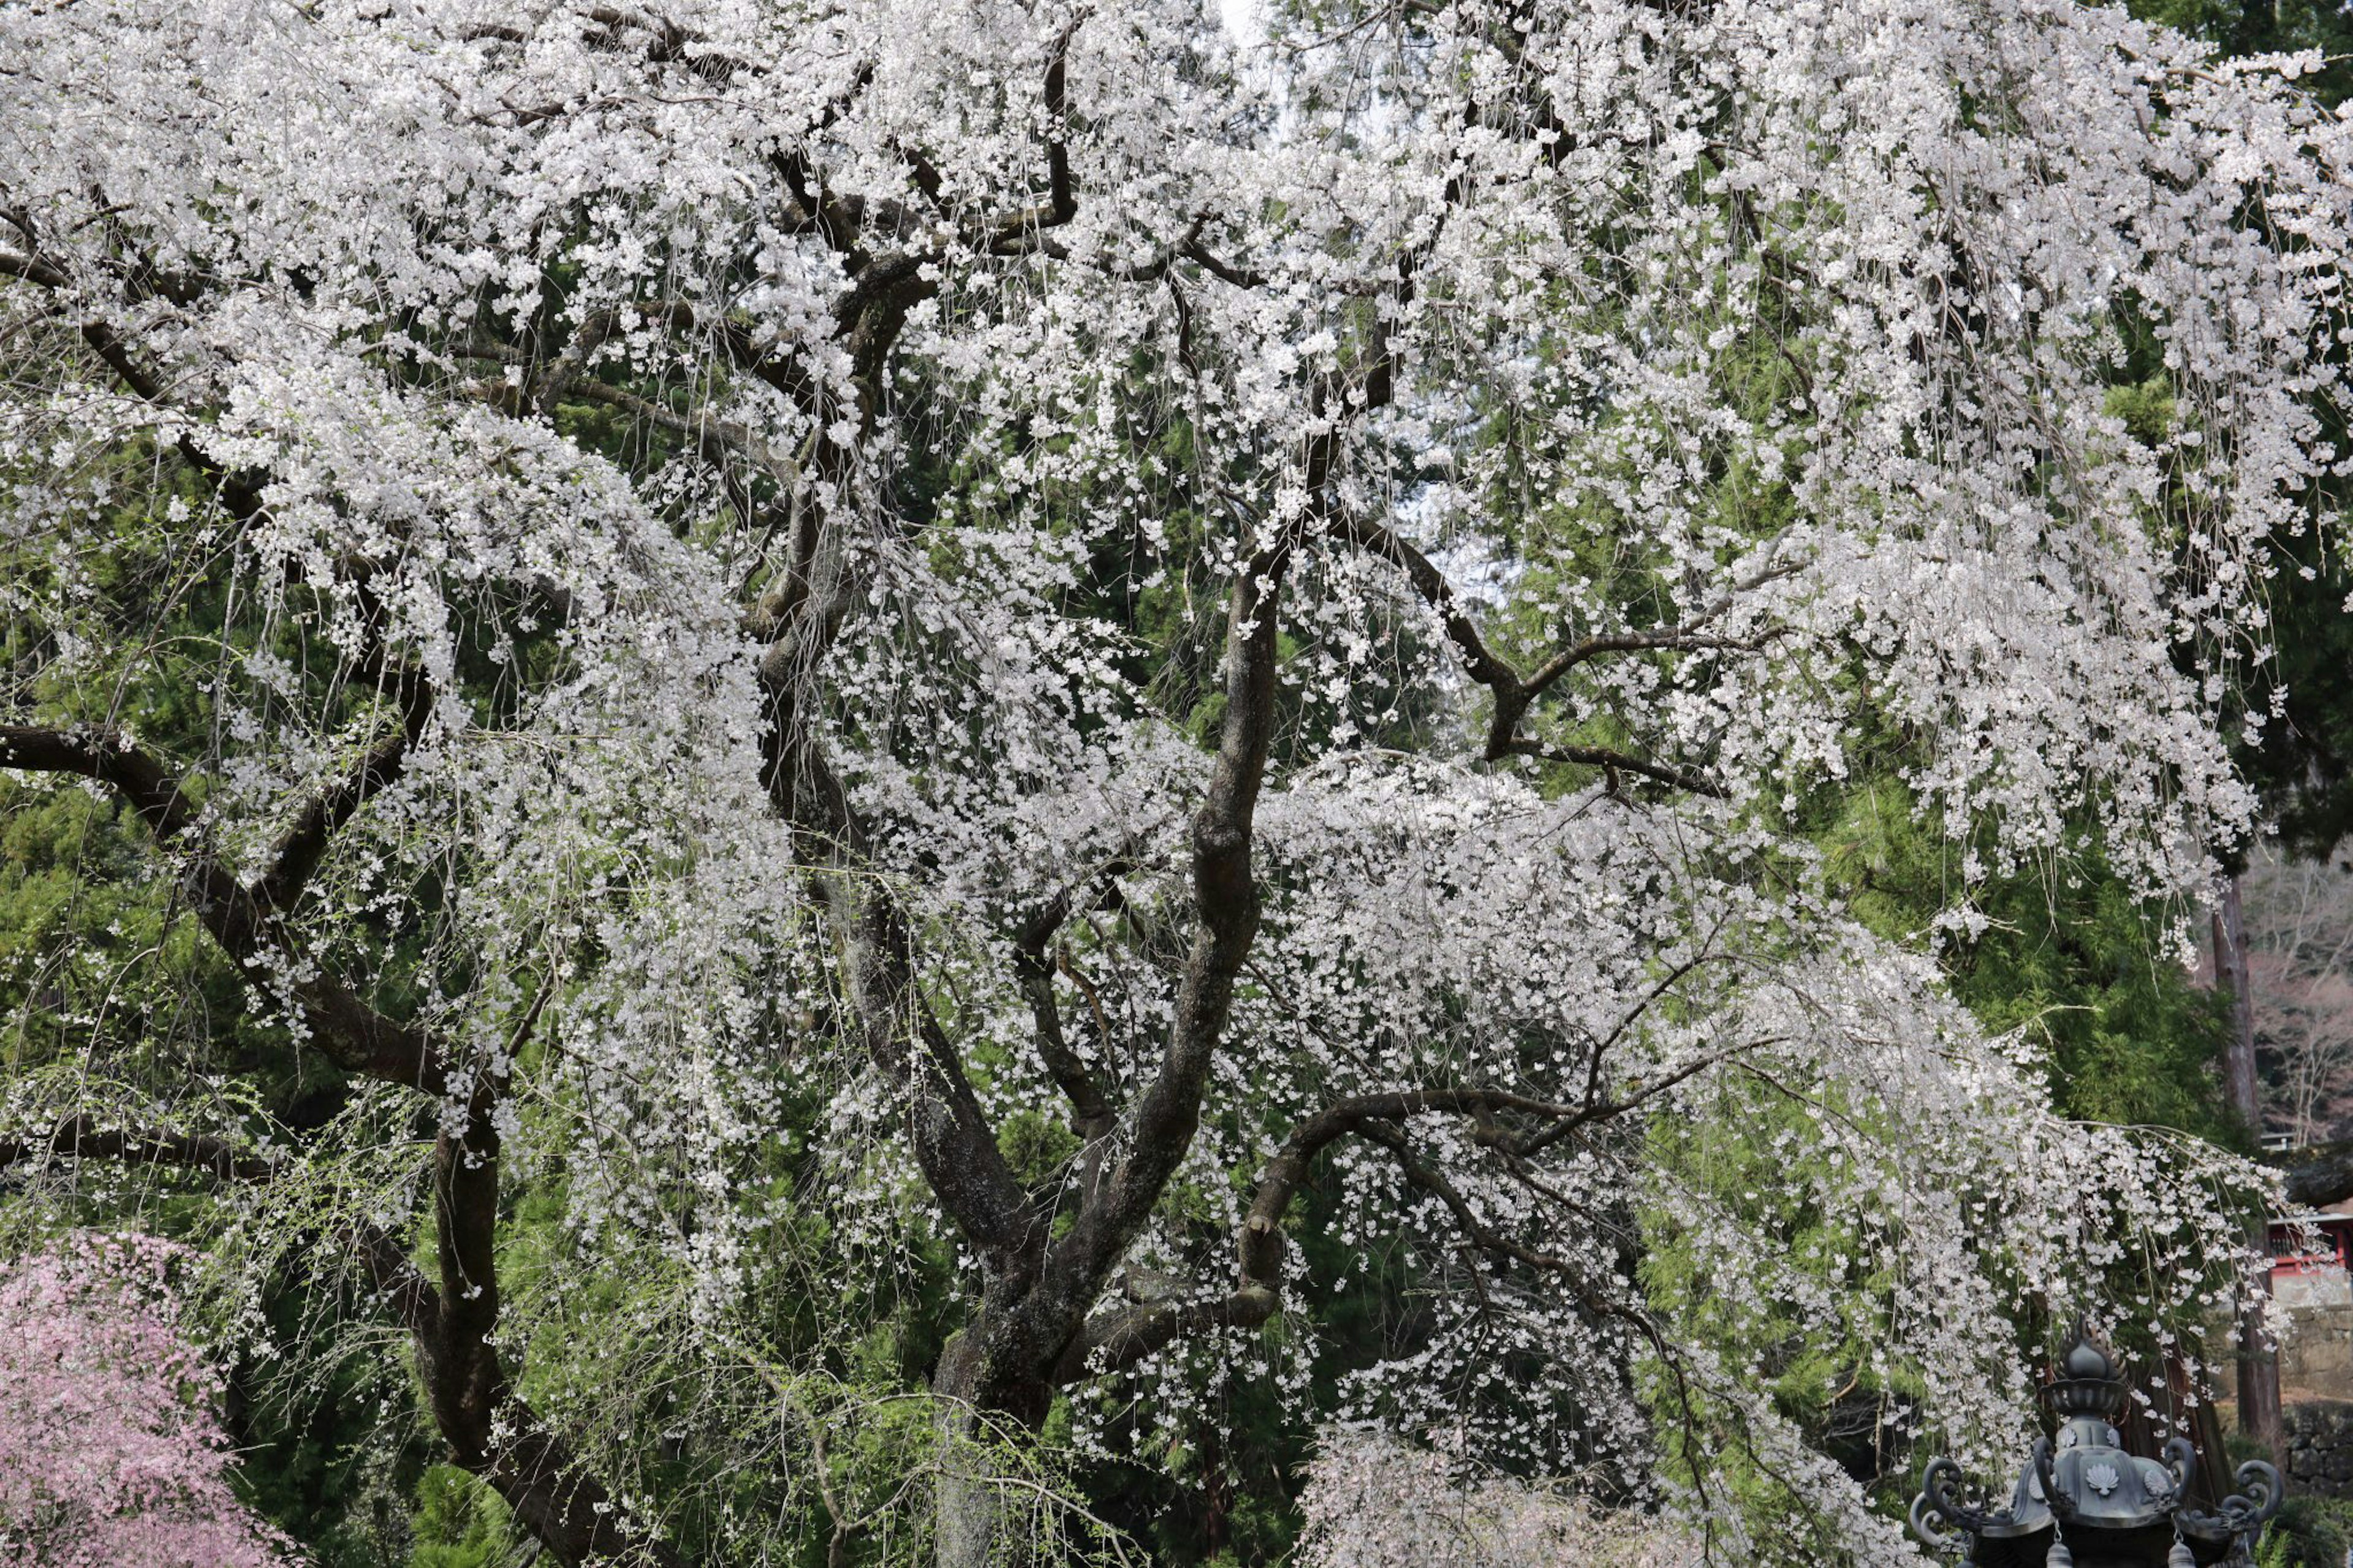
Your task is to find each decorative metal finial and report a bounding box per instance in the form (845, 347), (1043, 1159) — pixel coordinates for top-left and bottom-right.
(2045, 1320), (2129, 1423)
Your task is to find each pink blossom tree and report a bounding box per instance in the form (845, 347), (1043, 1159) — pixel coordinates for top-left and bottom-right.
(0, 1233), (295, 1568)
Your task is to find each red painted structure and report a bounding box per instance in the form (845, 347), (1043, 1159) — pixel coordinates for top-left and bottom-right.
(2269, 1211), (2353, 1275)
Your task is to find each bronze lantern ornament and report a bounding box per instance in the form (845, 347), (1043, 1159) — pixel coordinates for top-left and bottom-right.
(1910, 1329), (2281, 1567)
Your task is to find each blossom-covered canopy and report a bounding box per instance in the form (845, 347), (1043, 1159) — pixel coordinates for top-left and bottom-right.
(0, 0), (2343, 1561)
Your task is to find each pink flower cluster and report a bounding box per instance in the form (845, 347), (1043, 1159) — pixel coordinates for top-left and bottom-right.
(0, 1233), (294, 1567)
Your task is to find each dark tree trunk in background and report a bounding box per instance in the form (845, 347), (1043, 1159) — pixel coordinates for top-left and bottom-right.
(2216, 876), (2284, 1460)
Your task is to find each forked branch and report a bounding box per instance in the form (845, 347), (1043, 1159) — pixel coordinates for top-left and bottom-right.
(0, 725), (449, 1094)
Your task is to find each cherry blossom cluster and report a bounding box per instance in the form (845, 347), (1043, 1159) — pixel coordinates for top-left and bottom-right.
(0, 1233), (294, 1568)
(0, 0), (2343, 1558)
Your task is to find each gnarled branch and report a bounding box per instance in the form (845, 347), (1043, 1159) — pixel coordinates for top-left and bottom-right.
(0, 725), (449, 1094)
(0, 1115), (281, 1184)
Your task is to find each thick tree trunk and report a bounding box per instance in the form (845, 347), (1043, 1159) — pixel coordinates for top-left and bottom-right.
(931, 1325), (1054, 1568)
(2235, 1240), (2286, 1463)
(2218, 877), (2265, 1142)
(932, 1338), (1007, 1568)
(2215, 877), (2284, 1460)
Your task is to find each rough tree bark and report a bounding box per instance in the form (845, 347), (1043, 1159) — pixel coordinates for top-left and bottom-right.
(2216, 876), (2284, 1460)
